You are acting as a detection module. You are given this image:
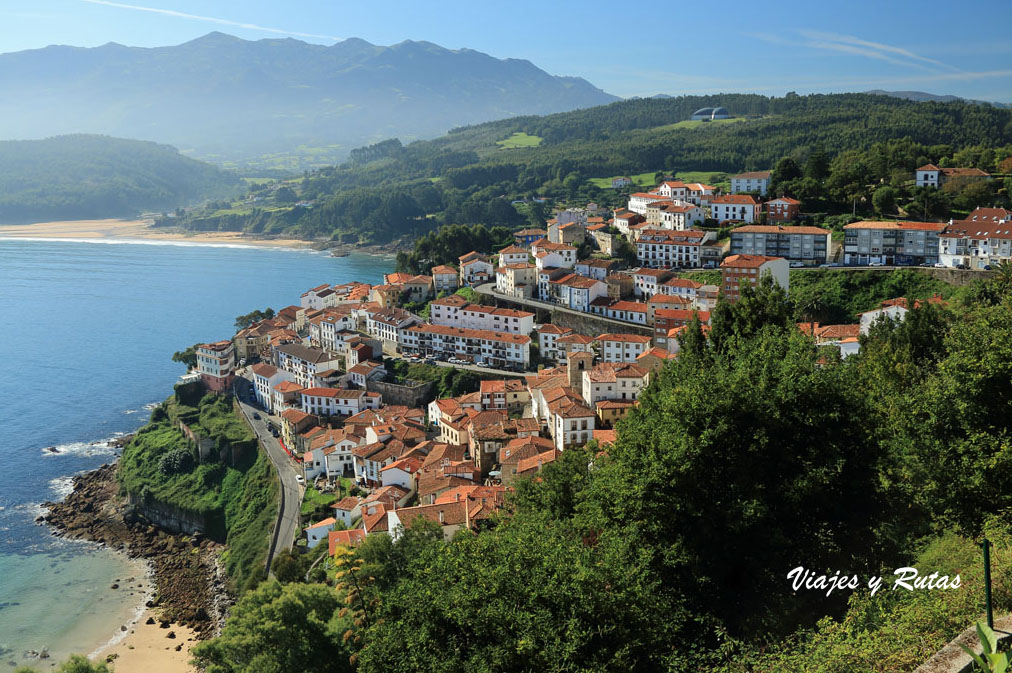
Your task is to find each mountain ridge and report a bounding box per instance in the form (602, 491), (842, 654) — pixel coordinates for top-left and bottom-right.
(0, 33), (618, 168)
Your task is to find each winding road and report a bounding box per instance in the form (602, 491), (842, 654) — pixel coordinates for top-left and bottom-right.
(233, 371), (302, 572)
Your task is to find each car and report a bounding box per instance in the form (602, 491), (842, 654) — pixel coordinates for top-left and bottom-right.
(789, 261), (803, 268)
(295, 475), (305, 485)
(252, 412), (261, 420)
(424, 358), (436, 365)
(474, 361), (487, 367)
(818, 263), (831, 268)
(702, 262), (716, 269)
(957, 264), (969, 270)
(869, 261), (884, 267)
(985, 265), (993, 271)
(934, 263), (946, 268)
(271, 429), (279, 438)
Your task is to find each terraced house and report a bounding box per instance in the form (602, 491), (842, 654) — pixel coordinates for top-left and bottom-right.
(730, 225), (831, 265)
(843, 221), (946, 266)
(400, 324), (531, 369)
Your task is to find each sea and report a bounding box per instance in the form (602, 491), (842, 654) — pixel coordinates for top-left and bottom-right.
(0, 236), (390, 667)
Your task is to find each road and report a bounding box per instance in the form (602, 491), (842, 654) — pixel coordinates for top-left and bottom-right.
(232, 371), (302, 571)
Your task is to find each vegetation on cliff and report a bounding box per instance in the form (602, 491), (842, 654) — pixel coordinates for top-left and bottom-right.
(118, 390), (277, 591)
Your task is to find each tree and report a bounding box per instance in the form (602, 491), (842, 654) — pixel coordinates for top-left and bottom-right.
(804, 146), (830, 181)
(274, 185), (297, 203)
(579, 327), (895, 637)
(191, 580), (353, 673)
(872, 185), (898, 215)
(356, 512), (688, 673)
(234, 307), (276, 329)
(171, 343), (201, 370)
(333, 545), (379, 663)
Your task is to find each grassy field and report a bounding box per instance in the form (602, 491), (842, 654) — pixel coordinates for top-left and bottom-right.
(656, 117), (749, 131)
(496, 132), (543, 149)
(589, 170), (728, 189)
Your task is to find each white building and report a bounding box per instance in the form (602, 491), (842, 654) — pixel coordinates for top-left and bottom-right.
(275, 343), (342, 388)
(250, 363), (295, 412)
(709, 195), (760, 223)
(582, 363), (649, 406)
(938, 208), (1012, 269)
(531, 240), (577, 269)
(459, 252), (494, 286)
(555, 275), (608, 312)
(305, 518), (337, 548)
(196, 340), (235, 393)
(300, 388), (382, 417)
(730, 171), (771, 196)
(597, 333), (652, 363)
(429, 295), (535, 334)
(537, 324), (573, 362)
(497, 244), (530, 267)
(400, 324), (531, 369)
(636, 229), (714, 269)
(366, 308), (420, 346)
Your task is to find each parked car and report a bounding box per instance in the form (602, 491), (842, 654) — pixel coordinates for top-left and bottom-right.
(819, 263), (831, 268)
(957, 264), (969, 270)
(702, 262), (716, 269)
(252, 412), (261, 420)
(934, 263), (946, 268)
(295, 475), (305, 485)
(789, 261), (803, 268)
(424, 358), (436, 365)
(869, 261), (884, 267)
(985, 265), (993, 271)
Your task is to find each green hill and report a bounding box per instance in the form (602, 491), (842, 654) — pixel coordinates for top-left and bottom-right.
(166, 92), (1012, 243)
(0, 134), (242, 223)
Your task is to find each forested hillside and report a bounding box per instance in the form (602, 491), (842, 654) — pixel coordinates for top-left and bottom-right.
(0, 135), (241, 223)
(166, 93), (1012, 243)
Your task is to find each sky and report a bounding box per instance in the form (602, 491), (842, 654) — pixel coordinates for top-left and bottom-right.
(2, 0), (1011, 102)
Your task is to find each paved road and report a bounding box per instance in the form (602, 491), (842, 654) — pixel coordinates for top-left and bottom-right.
(232, 372), (302, 569)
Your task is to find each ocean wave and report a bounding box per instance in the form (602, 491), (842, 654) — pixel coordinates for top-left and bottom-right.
(48, 476), (75, 500)
(40, 436), (121, 458)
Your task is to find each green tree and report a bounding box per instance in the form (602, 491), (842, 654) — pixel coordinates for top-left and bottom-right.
(234, 307), (275, 329)
(16, 656), (112, 673)
(579, 327), (895, 637)
(274, 185), (297, 203)
(171, 343), (201, 370)
(191, 581), (353, 673)
(872, 185), (898, 215)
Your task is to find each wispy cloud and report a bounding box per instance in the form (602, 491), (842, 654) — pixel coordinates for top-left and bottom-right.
(800, 30), (959, 71)
(755, 29), (961, 73)
(78, 0), (342, 41)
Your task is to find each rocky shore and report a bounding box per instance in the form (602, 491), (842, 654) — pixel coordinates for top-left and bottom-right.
(40, 462), (231, 638)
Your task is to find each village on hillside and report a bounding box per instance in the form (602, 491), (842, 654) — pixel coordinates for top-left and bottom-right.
(184, 161), (1008, 564)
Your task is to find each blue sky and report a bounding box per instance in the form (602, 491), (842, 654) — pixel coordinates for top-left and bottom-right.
(3, 0), (1012, 101)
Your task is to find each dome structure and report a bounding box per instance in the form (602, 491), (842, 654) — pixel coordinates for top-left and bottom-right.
(690, 106), (731, 121)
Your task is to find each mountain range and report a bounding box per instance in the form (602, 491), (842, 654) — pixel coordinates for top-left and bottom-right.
(864, 89), (1011, 108)
(0, 32), (618, 168)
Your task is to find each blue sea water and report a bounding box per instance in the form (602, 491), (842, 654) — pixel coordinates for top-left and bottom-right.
(0, 237), (389, 665)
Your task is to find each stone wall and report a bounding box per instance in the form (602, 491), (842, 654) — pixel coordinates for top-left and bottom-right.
(475, 288), (652, 338)
(367, 379), (437, 407)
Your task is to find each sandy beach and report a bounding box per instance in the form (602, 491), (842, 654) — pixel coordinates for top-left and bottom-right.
(0, 218), (313, 248)
(97, 610), (199, 673)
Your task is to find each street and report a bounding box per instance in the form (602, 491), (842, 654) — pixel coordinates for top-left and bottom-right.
(232, 371), (302, 571)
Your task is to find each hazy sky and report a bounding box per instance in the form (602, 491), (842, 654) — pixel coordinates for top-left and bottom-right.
(3, 0), (1011, 101)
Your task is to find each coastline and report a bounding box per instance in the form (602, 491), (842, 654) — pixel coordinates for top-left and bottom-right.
(0, 218), (312, 249)
(0, 218), (408, 255)
(41, 461), (227, 672)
